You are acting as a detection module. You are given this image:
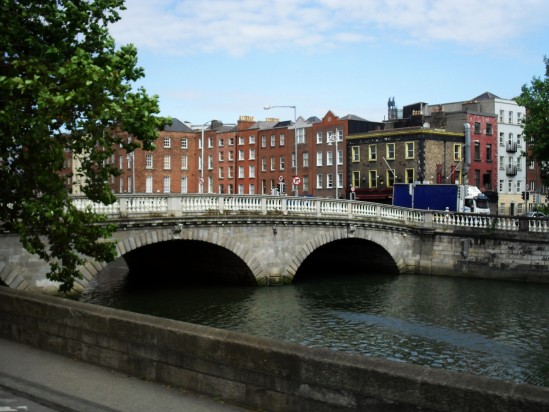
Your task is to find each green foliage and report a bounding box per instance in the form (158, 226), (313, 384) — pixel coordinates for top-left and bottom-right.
(516, 56), (549, 182)
(0, 0), (170, 292)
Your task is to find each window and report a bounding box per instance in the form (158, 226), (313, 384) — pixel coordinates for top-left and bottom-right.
(249, 135), (255, 144)
(163, 137), (171, 148)
(238, 184), (244, 194)
(270, 135), (276, 147)
(238, 166), (244, 178)
(352, 171), (360, 188)
(486, 123), (493, 135)
(499, 156), (504, 169)
(316, 174), (323, 189)
(228, 151), (234, 161)
(228, 138), (234, 146)
(474, 142), (480, 161)
(280, 156), (285, 171)
(181, 177), (188, 193)
(218, 138), (224, 147)
(238, 136), (244, 145)
(145, 154), (153, 169)
(327, 174), (334, 189)
(218, 152), (224, 162)
(405, 142), (414, 159)
(280, 134), (285, 146)
(249, 165), (255, 178)
(238, 149), (245, 161)
(181, 138), (188, 149)
(119, 155), (123, 169)
(249, 148), (255, 160)
(369, 170), (377, 188)
(303, 152), (309, 167)
(337, 150), (343, 165)
(163, 155), (171, 170)
(316, 132), (323, 144)
(261, 136), (267, 147)
(486, 144), (492, 162)
(386, 143), (395, 160)
(127, 176), (132, 193)
(145, 176), (153, 193)
(405, 168), (414, 183)
(474, 122), (481, 133)
(119, 176), (123, 193)
(499, 132), (504, 145)
(261, 157), (266, 172)
(270, 157), (275, 171)
(327, 151), (333, 166)
(316, 152), (323, 166)
(474, 170), (481, 188)
(163, 176), (171, 193)
(517, 112), (522, 124)
(208, 137), (213, 148)
(249, 184), (255, 195)
(296, 128), (305, 144)
(303, 176), (309, 192)
(228, 166), (233, 178)
(208, 155), (213, 170)
(386, 170), (395, 187)
(369, 145), (377, 161)
(218, 167), (224, 179)
(508, 111), (513, 124)
(291, 153), (296, 169)
(351, 146), (360, 163)
(453, 144), (462, 161)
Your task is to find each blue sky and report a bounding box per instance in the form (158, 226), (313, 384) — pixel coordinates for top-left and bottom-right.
(110, 0), (549, 125)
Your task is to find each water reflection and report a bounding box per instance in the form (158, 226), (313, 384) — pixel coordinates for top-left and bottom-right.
(81, 262), (549, 387)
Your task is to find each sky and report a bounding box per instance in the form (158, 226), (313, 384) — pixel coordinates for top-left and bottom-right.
(110, 0), (549, 125)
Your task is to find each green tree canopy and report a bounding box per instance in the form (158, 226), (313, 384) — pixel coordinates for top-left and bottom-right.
(516, 56), (549, 182)
(0, 0), (169, 292)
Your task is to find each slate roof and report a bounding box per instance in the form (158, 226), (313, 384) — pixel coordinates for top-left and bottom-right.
(340, 114), (368, 121)
(472, 91), (500, 101)
(163, 118), (193, 132)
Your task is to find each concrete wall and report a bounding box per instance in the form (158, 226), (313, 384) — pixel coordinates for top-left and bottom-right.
(1, 287), (548, 411)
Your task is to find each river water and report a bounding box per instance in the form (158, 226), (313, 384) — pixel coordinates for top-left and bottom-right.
(80, 261), (549, 387)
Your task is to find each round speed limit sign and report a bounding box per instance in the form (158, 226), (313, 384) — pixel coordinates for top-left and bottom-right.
(292, 176), (301, 185)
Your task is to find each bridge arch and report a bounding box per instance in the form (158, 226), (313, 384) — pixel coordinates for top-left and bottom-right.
(81, 227), (268, 287)
(290, 228), (401, 282)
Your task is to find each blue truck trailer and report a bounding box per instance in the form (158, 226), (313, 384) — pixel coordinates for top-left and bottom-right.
(393, 183), (490, 214)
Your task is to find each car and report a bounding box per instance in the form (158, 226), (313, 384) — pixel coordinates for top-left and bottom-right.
(524, 211), (546, 218)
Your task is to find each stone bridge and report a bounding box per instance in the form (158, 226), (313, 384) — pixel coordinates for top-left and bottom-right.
(1, 195), (548, 293)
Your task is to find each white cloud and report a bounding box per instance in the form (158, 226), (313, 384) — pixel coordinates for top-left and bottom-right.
(111, 0), (549, 55)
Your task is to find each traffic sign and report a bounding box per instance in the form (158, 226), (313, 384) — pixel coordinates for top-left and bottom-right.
(278, 175), (284, 182)
(292, 176), (301, 185)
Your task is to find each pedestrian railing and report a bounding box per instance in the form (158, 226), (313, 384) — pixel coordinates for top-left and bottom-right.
(71, 194), (548, 234)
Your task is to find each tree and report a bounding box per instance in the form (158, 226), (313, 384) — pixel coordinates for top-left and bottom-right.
(516, 56), (549, 182)
(0, 1), (170, 292)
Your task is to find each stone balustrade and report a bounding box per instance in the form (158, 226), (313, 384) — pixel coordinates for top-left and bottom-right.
(71, 194), (548, 233)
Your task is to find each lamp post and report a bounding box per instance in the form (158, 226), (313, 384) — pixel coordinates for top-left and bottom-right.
(264, 105), (298, 196)
(328, 131), (338, 199)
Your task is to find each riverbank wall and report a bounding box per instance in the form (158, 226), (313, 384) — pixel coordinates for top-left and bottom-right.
(1, 287), (548, 411)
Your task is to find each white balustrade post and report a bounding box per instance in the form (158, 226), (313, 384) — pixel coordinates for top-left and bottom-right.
(119, 197), (128, 218)
(261, 197), (267, 215)
(219, 196), (225, 214)
(282, 197), (288, 215)
(167, 196), (182, 217)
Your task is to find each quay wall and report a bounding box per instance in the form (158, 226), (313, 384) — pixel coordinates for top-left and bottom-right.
(1, 287), (548, 412)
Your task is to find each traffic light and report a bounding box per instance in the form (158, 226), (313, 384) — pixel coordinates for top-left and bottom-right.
(521, 191), (525, 200)
(526, 191), (530, 201)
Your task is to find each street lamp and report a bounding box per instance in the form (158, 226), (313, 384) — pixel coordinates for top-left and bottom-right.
(264, 105), (298, 196)
(327, 131), (339, 199)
